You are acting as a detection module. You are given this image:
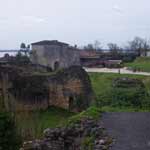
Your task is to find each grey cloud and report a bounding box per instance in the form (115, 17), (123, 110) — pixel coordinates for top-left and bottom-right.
(0, 0), (150, 49)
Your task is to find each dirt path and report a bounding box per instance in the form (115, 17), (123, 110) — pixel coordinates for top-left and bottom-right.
(84, 67), (150, 76)
(102, 112), (150, 150)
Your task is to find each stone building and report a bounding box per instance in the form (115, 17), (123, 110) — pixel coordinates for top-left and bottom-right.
(30, 40), (80, 70)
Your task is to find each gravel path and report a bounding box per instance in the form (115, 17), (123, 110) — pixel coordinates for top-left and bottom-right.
(102, 113), (150, 150)
(84, 68), (150, 76)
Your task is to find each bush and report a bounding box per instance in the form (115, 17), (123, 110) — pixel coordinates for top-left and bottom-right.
(110, 77), (149, 108)
(111, 87), (147, 107)
(81, 136), (95, 150)
(0, 113), (22, 150)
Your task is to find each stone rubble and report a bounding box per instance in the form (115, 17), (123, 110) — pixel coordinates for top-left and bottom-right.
(21, 118), (112, 150)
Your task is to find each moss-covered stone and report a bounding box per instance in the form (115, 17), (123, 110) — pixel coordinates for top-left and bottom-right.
(0, 64), (93, 112)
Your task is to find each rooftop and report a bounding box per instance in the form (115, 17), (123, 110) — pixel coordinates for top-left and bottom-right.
(31, 40), (69, 46)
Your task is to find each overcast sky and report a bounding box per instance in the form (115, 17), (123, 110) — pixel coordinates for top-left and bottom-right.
(0, 0), (150, 49)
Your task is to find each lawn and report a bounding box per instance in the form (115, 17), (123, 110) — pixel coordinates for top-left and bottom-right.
(125, 57), (150, 72)
(15, 107), (74, 140)
(89, 72), (150, 111)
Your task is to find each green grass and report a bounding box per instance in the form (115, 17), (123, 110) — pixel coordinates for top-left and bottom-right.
(89, 72), (150, 111)
(67, 107), (102, 126)
(15, 107), (74, 140)
(125, 57), (150, 72)
(15, 106), (102, 140)
(89, 72), (146, 97)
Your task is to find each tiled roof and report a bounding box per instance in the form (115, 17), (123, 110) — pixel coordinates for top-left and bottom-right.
(79, 50), (99, 58)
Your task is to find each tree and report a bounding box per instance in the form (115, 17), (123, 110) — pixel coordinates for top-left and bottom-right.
(127, 37), (150, 56)
(94, 40), (102, 50)
(27, 44), (30, 50)
(84, 40), (102, 51)
(20, 43), (26, 50)
(108, 43), (120, 51)
(4, 53), (10, 59)
(84, 44), (95, 50)
(15, 52), (30, 65)
(107, 43), (121, 57)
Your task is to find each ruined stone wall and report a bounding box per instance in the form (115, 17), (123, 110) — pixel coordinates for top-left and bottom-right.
(47, 66), (93, 112)
(30, 45), (80, 70)
(0, 65), (93, 112)
(21, 118), (111, 150)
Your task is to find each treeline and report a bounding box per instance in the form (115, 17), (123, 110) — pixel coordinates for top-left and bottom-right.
(82, 36), (150, 56)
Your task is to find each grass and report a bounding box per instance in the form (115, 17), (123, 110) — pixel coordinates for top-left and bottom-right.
(125, 57), (150, 72)
(15, 107), (74, 140)
(89, 72), (146, 97)
(15, 106), (102, 140)
(67, 107), (102, 126)
(89, 72), (150, 111)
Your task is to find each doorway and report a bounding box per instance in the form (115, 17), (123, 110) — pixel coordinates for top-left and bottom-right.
(69, 96), (74, 110)
(54, 61), (59, 70)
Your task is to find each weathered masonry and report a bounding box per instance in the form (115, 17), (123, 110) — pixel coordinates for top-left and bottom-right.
(0, 65), (93, 112)
(30, 40), (80, 70)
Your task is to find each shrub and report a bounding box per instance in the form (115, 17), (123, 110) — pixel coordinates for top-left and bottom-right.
(0, 113), (22, 150)
(81, 136), (95, 150)
(110, 78), (149, 108)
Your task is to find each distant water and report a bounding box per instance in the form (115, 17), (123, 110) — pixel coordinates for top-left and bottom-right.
(0, 52), (17, 58)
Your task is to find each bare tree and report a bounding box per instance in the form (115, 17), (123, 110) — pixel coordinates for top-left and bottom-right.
(127, 37), (150, 56)
(107, 43), (121, 56)
(94, 40), (102, 50)
(84, 44), (95, 51)
(84, 40), (102, 51)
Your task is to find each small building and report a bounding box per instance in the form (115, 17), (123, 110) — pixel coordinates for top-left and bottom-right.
(79, 50), (101, 67)
(104, 60), (122, 68)
(30, 40), (80, 70)
(79, 50), (122, 68)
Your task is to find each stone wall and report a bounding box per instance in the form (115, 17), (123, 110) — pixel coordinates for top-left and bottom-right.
(30, 45), (80, 70)
(21, 118), (112, 150)
(0, 65), (93, 112)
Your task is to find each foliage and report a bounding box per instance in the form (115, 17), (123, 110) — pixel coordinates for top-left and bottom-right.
(122, 53), (136, 63)
(125, 57), (150, 72)
(20, 43), (26, 49)
(107, 43), (121, 58)
(81, 136), (95, 150)
(127, 37), (150, 56)
(0, 112), (22, 150)
(83, 40), (102, 50)
(15, 52), (30, 64)
(110, 86), (148, 108)
(89, 73), (150, 110)
(15, 107), (74, 140)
